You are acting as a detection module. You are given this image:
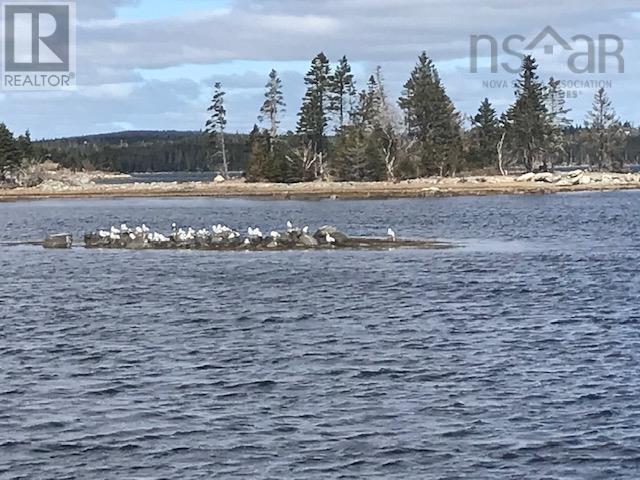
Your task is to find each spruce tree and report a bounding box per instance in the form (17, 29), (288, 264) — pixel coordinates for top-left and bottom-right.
(585, 87), (624, 170)
(504, 55), (549, 172)
(398, 52), (462, 176)
(296, 52), (331, 179)
(205, 82), (229, 177)
(0, 123), (20, 178)
(469, 98), (502, 169)
(545, 78), (572, 170)
(246, 125), (269, 182)
(16, 130), (33, 160)
(259, 70), (286, 139)
(329, 55), (356, 128)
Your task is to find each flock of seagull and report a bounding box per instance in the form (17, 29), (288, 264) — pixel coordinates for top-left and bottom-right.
(95, 221), (397, 246)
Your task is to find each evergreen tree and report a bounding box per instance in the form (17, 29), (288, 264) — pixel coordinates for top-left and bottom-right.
(398, 52), (462, 176)
(259, 70), (286, 139)
(504, 55), (549, 172)
(205, 82), (229, 177)
(297, 52), (331, 179)
(0, 123), (20, 178)
(246, 125), (270, 181)
(585, 87), (624, 170)
(469, 98), (502, 169)
(329, 55), (356, 128)
(469, 98), (502, 168)
(545, 78), (572, 170)
(16, 130), (34, 160)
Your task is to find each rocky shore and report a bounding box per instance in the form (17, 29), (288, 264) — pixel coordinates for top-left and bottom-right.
(40, 224), (450, 251)
(514, 169), (640, 187)
(3, 170), (640, 201)
(1, 161), (128, 190)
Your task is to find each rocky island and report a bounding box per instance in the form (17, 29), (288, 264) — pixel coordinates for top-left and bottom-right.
(40, 223), (451, 251)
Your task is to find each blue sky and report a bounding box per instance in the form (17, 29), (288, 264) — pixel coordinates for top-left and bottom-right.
(1, 0), (638, 139)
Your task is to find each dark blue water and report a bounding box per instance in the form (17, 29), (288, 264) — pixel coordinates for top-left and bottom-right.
(97, 172), (241, 185)
(2, 192), (640, 479)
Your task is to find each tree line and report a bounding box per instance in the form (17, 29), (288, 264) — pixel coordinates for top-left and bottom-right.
(1, 52), (638, 184)
(206, 52), (636, 182)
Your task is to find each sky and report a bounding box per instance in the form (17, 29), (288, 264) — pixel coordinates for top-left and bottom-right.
(0, 0), (638, 139)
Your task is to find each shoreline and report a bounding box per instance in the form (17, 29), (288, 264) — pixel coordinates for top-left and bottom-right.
(2, 175), (640, 202)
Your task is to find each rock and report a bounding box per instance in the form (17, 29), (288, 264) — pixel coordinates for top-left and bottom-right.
(533, 172), (555, 183)
(566, 169), (584, 178)
(578, 175), (592, 185)
(516, 172), (535, 182)
(43, 233), (72, 249)
(299, 234), (319, 247)
(123, 235), (148, 250)
(213, 174), (226, 183)
(314, 225), (349, 245)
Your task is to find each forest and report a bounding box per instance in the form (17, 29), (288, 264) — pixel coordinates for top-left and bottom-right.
(1, 52), (639, 185)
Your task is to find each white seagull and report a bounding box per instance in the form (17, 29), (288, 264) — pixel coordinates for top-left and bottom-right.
(286, 221), (294, 231)
(387, 228), (397, 242)
(302, 226), (309, 234)
(325, 233), (336, 244)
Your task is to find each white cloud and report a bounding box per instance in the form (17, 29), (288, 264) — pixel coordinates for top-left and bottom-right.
(1, 0), (638, 137)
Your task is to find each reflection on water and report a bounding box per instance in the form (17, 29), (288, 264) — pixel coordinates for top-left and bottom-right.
(1, 191), (640, 479)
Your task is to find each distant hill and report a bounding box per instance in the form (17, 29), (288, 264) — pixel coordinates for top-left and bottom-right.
(37, 130), (250, 173)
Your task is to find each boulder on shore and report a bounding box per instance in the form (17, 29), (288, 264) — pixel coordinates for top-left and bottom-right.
(43, 234), (72, 249)
(516, 172), (535, 182)
(533, 172), (556, 183)
(213, 174), (226, 183)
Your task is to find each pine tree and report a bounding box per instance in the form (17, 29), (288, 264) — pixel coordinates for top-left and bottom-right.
(0, 123), (20, 178)
(246, 125), (269, 182)
(16, 130), (34, 160)
(259, 70), (286, 139)
(296, 52), (331, 179)
(329, 56), (356, 128)
(504, 55), (549, 172)
(545, 78), (572, 170)
(585, 87), (624, 170)
(205, 82), (229, 177)
(398, 52), (462, 176)
(469, 98), (502, 169)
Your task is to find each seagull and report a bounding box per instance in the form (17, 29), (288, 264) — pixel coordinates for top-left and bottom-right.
(287, 221), (294, 231)
(110, 225), (120, 235)
(141, 224), (150, 233)
(248, 227), (263, 238)
(302, 226), (309, 235)
(387, 228), (397, 242)
(270, 231), (281, 240)
(244, 238), (251, 245)
(326, 233), (336, 244)
(171, 223), (177, 232)
(120, 223), (129, 233)
(135, 226), (143, 234)
(99, 230), (109, 238)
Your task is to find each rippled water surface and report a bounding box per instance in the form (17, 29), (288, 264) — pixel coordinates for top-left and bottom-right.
(2, 192), (640, 479)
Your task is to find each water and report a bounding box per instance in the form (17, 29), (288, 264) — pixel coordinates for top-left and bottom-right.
(97, 172), (242, 185)
(1, 192), (640, 479)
